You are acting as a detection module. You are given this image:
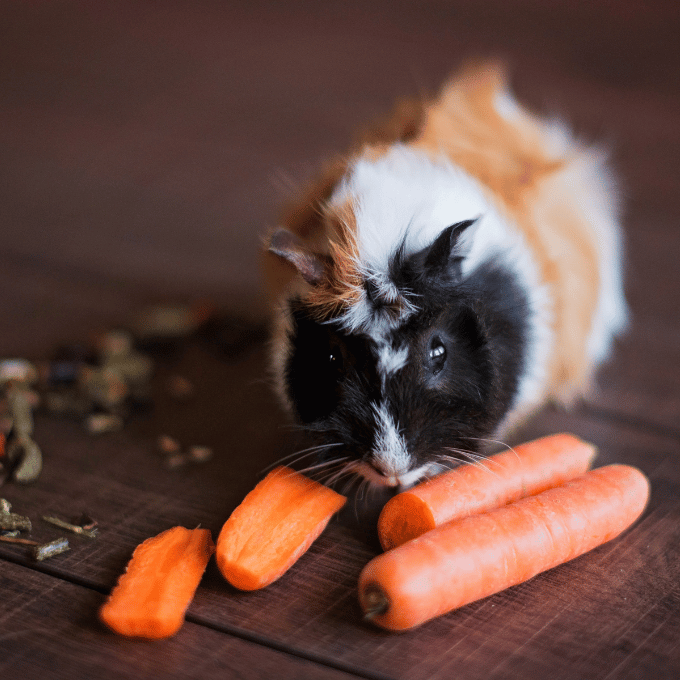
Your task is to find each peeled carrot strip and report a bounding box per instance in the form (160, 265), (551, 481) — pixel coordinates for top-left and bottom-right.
(360, 464), (649, 630)
(216, 466), (346, 590)
(99, 526), (214, 639)
(378, 433), (597, 550)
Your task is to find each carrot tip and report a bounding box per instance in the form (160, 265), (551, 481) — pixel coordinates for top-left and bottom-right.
(362, 585), (390, 621)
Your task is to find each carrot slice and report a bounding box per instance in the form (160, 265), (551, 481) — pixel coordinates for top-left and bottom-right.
(216, 466), (346, 590)
(378, 433), (597, 550)
(99, 526), (214, 639)
(360, 464), (649, 630)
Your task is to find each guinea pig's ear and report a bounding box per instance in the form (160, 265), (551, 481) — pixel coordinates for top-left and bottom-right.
(424, 218), (478, 277)
(267, 228), (326, 286)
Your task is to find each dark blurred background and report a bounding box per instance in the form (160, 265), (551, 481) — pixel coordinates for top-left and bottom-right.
(1, 0), (678, 360)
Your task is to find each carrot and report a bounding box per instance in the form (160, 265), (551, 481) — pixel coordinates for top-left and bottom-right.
(99, 526), (214, 639)
(378, 433), (597, 550)
(216, 466), (346, 590)
(360, 464), (649, 630)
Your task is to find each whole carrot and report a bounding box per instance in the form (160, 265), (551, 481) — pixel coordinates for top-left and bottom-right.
(99, 526), (214, 639)
(360, 464), (649, 631)
(216, 466), (346, 591)
(378, 433), (597, 550)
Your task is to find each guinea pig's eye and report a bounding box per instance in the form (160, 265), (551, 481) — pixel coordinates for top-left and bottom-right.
(427, 336), (447, 374)
(327, 345), (344, 377)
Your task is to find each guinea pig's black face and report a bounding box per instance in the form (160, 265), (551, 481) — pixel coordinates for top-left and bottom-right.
(278, 219), (527, 489)
(284, 295), (508, 489)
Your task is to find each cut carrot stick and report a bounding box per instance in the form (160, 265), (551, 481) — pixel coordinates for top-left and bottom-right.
(378, 433), (597, 550)
(99, 526), (214, 639)
(216, 466), (346, 591)
(360, 464), (649, 631)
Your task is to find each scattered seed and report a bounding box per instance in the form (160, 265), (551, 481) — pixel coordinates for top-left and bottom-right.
(164, 452), (189, 470)
(157, 434), (181, 455)
(85, 413), (124, 435)
(188, 446), (213, 463)
(166, 375), (194, 399)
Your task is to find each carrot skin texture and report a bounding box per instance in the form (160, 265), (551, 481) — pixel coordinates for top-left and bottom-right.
(99, 526), (215, 639)
(378, 433), (597, 550)
(216, 466), (346, 590)
(361, 464), (650, 631)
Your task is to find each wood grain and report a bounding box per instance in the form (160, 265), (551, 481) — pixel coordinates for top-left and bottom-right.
(1, 337), (679, 680)
(0, 562), (359, 680)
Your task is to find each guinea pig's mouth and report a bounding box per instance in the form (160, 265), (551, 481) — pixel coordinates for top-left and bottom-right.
(353, 460), (437, 490)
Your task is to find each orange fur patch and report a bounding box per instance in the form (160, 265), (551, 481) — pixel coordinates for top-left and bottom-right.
(265, 97), (427, 318)
(266, 61), (605, 402)
(304, 201), (364, 320)
(409, 61), (600, 402)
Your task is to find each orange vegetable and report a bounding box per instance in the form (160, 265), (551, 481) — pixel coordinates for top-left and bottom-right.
(216, 466), (346, 590)
(378, 433), (597, 550)
(360, 464), (649, 630)
(99, 526), (214, 639)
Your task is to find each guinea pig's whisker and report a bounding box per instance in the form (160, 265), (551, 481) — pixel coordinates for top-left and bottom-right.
(321, 462), (351, 487)
(341, 476), (361, 498)
(353, 478), (368, 518)
(439, 448), (502, 476)
(296, 457), (350, 479)
(356, 476), (379, 518)
(441, 447), (500, 464)
(262, 442), (345, 472)
(460, 436), (519, 459)
(326, 461), (362, 491)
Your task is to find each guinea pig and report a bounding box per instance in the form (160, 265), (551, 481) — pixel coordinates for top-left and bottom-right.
(263, 61), (628, 490)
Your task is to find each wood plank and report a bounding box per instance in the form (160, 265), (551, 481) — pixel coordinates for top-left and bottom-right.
(1, 337), (679, 679)
(0, 561), (360, 680)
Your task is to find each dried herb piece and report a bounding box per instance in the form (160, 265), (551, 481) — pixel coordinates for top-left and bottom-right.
(9, 437), (43, 484)
(7, 385), (35, 437)
(32, 537), (70, 561)
(42, 515), (98, 538)
(71, 512), (98, 532)
(0, 512), (32, 532)
(0, 534), (39, 546)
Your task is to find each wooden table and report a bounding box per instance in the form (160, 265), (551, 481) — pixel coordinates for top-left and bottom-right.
(1, 2), (679, 678)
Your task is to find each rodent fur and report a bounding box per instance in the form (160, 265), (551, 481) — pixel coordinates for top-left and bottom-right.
(263, 61), (627, 489)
